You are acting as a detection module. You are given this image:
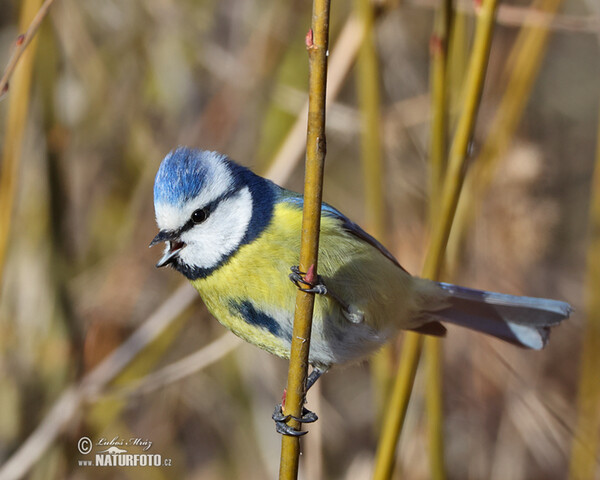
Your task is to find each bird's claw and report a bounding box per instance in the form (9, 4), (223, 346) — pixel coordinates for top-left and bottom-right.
(289, 266), (328, 294)
(272, 403), (318, 437)
(288, 266), (364, 324)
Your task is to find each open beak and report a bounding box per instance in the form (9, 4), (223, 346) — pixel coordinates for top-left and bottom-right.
(150, 230), (185, 268)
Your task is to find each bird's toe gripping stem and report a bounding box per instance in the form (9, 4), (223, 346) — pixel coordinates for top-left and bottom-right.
(289, 265), (328, 295)
(272, 368), (326, 436)
(288, 266), (364, 324)
(272, 404), (318, 437)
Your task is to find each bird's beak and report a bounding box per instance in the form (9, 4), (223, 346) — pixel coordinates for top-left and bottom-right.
(150, 230), (185, 268)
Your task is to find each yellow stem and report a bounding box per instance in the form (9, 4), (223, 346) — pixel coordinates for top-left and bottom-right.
(447, 10), (469, 126)
(426, 2), (453, 478)
(372, 332), (423, 480)
(425, 336), (445, 479)
(429, 0), (452, 218)
(278, 1), (331, 478)
(356, 0), (385, 237)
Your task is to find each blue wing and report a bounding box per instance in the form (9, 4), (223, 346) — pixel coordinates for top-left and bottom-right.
(278, 188), (408, 273)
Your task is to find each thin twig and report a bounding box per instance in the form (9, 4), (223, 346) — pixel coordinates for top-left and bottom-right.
(103, 333), (242, 399)
(0, 0), (56, 99)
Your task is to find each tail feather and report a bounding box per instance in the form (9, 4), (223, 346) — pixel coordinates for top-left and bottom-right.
(431, 282), (572, 350)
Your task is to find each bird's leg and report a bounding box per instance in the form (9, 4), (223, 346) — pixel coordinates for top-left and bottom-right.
(289, 266), (364, 324)
(272, 367), (327, 436)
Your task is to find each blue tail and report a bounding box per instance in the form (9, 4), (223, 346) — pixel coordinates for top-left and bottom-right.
(431, 283), (571, 349)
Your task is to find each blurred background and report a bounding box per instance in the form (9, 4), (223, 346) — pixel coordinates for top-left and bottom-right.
(0, 0), (599, 478)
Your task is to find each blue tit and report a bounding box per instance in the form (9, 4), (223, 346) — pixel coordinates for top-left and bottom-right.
(150, 146), (570, 406)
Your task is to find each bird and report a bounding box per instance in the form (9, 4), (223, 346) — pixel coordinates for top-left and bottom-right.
(151, 146), (571, 435)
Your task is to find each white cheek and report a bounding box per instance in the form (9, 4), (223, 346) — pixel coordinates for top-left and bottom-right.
(179, 187), (253, 269)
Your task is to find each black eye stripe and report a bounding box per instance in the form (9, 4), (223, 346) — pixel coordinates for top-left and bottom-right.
(179, 187), (240, 234)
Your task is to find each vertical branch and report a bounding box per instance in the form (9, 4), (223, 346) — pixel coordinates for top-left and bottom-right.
(568, 100), (600, 480)
(372, 330), (423, 480)
(372, 0), (500, 478)
(424, 335), (445, 479)
(447, 10), (469, 126)
(356, 0), (384, 236)
(428, 0), (452, 218)
(278, 1), (331, 479)
(425, 2), (453, 479)
(425, 1), (453, 478)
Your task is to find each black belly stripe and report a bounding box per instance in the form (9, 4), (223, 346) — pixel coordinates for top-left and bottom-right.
(229, 300), (289, 340)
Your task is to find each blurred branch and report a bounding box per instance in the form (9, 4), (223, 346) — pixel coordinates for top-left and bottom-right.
(409, 0), (600, 33)
(104, 333), (241, 398)
(447, 10), (468, 121)
(356, 0), (384, 238)
(372, 330), (424, 480)
(279, 1), (331, 477)
(0, 285), (196, 480)
(428, 0), (452, 215)
(372, 0), (500, 477)
(426, 2), (453, 479)
(0, 0), (55, 98)
(354, 0), (393, 426)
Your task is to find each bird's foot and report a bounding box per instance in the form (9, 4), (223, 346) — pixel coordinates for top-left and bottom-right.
(289, 265), (327, 294)
(289, 266), (364, 324)
(272, 403), (318, 437)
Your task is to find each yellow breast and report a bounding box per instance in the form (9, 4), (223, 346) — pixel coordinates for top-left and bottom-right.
(191, 203), (304, 358)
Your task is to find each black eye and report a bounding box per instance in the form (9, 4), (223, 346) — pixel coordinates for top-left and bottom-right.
(191, 208), (209, 224)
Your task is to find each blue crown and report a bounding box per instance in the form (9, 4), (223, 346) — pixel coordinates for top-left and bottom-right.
(154, 147), (229, 207)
